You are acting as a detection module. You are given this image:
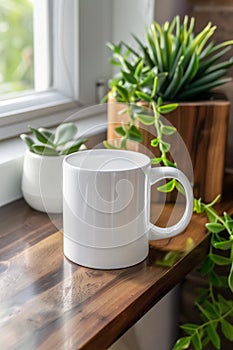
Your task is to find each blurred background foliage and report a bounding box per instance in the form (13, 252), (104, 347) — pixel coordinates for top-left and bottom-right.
(0, 0), (34, 96)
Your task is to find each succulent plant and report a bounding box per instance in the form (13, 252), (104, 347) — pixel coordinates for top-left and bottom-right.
(20, 123), (87, 156)
(108, 15), (233, 101)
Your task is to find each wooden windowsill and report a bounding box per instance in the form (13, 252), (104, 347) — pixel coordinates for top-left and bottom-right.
(0, 175), (232, 349)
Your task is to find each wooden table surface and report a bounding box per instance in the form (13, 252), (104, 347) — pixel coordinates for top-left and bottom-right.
(0, 181), (233, 350)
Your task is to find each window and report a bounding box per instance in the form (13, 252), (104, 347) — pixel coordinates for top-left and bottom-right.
(0, 0), (114, 141)
(0, 0), (34, 97)
(0, 0), (79, 140)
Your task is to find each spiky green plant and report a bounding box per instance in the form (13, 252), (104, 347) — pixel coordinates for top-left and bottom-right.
(20, 123), (87, 156)
(108, 15), (233, 101)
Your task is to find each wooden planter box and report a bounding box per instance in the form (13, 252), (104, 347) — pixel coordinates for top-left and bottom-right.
(107, 95), (230, 202)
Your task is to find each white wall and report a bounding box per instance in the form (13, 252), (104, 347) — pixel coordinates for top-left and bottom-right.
(78, 0), (113, 104)
(112, 0), (154, 45)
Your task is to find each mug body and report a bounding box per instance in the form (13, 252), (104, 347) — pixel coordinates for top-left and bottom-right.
(63, 149), (151, 269)
(22, 150), (64, 213)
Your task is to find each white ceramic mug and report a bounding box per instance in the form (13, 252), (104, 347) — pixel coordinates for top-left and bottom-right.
(63, 149), (193, 269)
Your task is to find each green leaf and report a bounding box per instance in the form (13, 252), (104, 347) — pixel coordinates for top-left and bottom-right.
(191, 331), (202, 350)
(172, 336), (191, 350)
(151, 76), (158, 98)
(151, 138), (159, 147)
(135, 90), (152, 102)
(115, 126), (126, 137)
(161, 125), (177, 135)
(54, 123), (77, 146)
(209, 254), (232, 266)
(221, 319), (233, 341)
(30, 126), (49, 144)
(206, 323), (221, 349)
(157, 179), (176, 193)
(38, 128), (55, 143)
(204, 300), (220, 318)
(199, 256), (214, 275)
(31, 145), (58, 156)
(134, 59), (144, 79)
(175, 181), (185, 195)
(60, 138), (87, 155)
(136, 114), (155, 125)
(151, 157), (162, 165)
(193, 198), (204, 214)
(20, 134), (34, 149)
(115, 85), (130, 102)
(158, 103), (178, 114)
(177, 77), (232, 99)
(180, 323), (199, 335)
(159, 140), (171, 153)
(109, 58), (121, 66)
(213, 240), (232, 250)
(122, 70), (137, 84)
(226, 219), (233, 230)
(228, 262), (233, 292)
(128, 125), (143, 142)
(206, 222), (225, 233)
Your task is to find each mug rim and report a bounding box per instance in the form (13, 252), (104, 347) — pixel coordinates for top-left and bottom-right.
(63, 149), (151, 172)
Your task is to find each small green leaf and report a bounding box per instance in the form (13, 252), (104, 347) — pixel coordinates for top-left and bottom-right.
(172, 336), (191, 350)
(30, 126), (49, 144)
(226, 219), (233, 230)
(38, 128), (55, 142)
(115, 126), (126, 137)
(115, 85), (130, 102)
(20, 134), (34, 149)
(180, 323), (199, 335)
(31, 144), (58, 156)
(221, 319), (233, 341)
(158, 103), (178, 114)
(206, 323), (221, 349)
(151, 76), (158, 98)
(199, 256), (214, 275)
(122, 70), (137, 84)
(135, 90), (152, 102)
(157, 179), (176, 193)
(161, 125), (177, 135)
(209, 254), (232, 266)
(159, 140), (171, 153)
(175, 181), (185, 195)
(191, 331), (202, 350)
(213, 240), (232, 250)
(228, 262), (233, 292)
(151, 157), (162, 165)
(136, 114), (155, 125)
(60, 138), (87, 155)
(54, 123), (78, 146)
(151, 138), (159, 147)
(128, 125), (143, 142)
(193, 198), (204, 214)
(134, 59), (144, 79)
(206, 222), (225, 233)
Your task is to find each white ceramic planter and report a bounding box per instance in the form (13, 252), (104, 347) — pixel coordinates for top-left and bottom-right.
(21, 150), (64, 213)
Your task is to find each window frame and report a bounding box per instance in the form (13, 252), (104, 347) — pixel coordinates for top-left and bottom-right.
(0, 0), (80, 141)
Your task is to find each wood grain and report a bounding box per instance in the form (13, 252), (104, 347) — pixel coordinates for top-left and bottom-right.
(0, 182), (232, 349)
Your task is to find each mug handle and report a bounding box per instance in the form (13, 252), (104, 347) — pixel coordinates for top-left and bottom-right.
(149, 167), (193, 240)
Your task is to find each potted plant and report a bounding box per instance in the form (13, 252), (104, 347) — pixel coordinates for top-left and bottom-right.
(20, 123), (87, 213)
(106, 15), (233, 202)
